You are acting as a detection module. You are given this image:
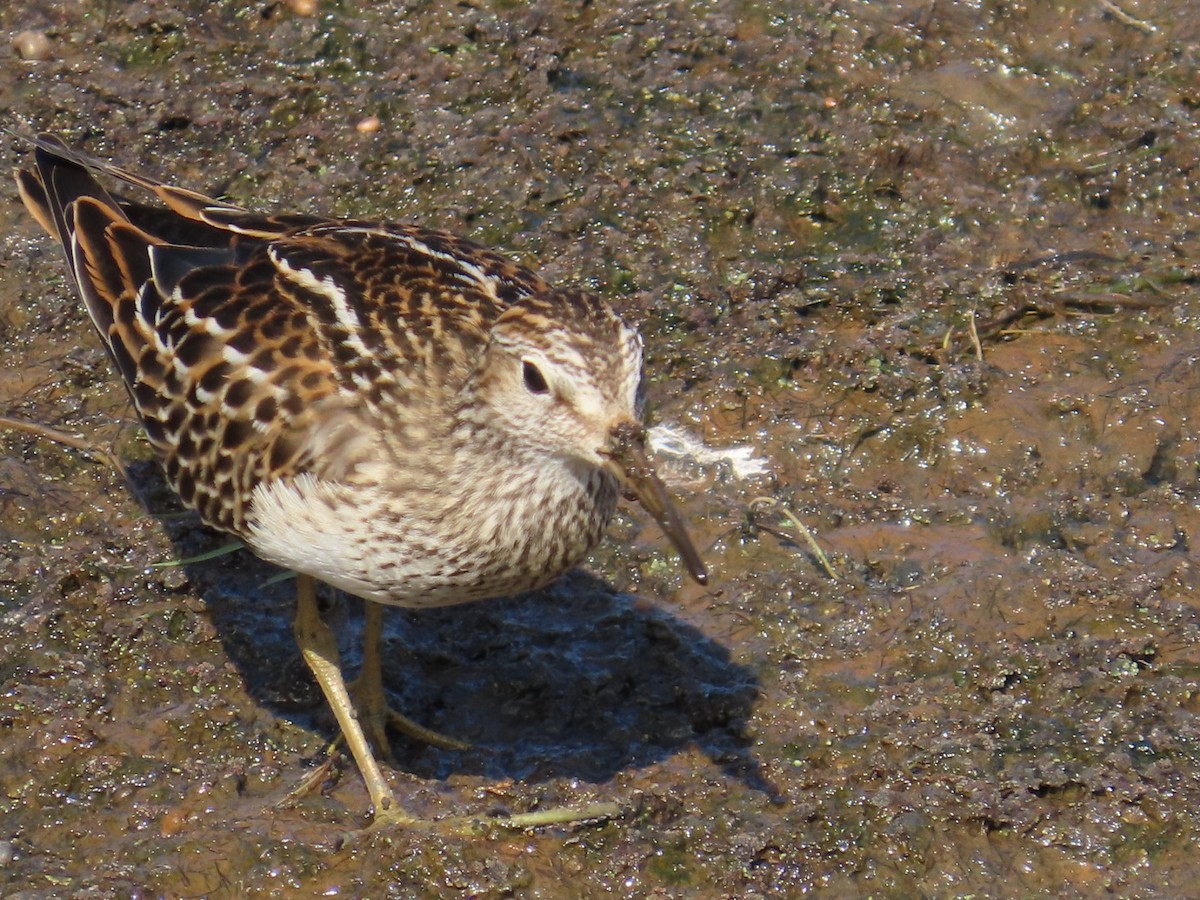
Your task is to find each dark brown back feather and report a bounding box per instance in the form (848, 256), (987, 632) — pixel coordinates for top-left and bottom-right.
(13, 135), (556, 538)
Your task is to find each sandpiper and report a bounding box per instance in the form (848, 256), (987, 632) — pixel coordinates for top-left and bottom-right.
(15, 134), (707, 827)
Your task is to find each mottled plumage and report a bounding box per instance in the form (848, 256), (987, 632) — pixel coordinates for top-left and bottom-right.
(15, 134), (705, 824)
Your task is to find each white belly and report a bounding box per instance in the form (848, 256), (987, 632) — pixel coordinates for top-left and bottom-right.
(244, 465), (615, 607)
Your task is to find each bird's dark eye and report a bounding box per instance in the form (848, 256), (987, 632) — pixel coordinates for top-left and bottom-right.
(522, 360), (550, 395)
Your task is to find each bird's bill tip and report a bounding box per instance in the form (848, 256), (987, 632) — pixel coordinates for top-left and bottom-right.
(606, 423), (708, 585)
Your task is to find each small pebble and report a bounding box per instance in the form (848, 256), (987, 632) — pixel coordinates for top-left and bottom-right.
(286, 0), (318, 15)
(356, 115), (381, 134)
(13, 30), (53, 61)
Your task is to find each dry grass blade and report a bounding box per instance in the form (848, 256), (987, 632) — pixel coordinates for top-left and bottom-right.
(749, 497), (838, 580)
(0, 413), (133, 490)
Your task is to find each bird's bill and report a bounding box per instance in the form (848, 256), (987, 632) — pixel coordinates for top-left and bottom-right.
(606, 423), (708, 585)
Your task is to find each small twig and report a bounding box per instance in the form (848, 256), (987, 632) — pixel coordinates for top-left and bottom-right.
(275, 750), (341, 809)
(0, 413), (133, 489)
(1051, 290), (1173, 311)
(967, 309), (983, 361)
(749, 497), (839, 580)
(1097, 0), (1158, 34)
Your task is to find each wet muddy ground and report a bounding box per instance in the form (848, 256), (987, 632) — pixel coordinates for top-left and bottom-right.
(2, 0), (1199, 896)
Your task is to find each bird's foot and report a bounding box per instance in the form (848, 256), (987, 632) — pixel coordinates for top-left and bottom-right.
(346, 672), (470, 756)
(366, 800), (624, 835)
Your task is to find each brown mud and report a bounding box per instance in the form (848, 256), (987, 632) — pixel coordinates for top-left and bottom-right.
(2, 1), (1199, 896)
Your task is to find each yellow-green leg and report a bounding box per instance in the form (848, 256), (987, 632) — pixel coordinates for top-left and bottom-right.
(347, 600), (470, 756)
(293, 573), (621, 832)
(293, 572), (414, 824)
